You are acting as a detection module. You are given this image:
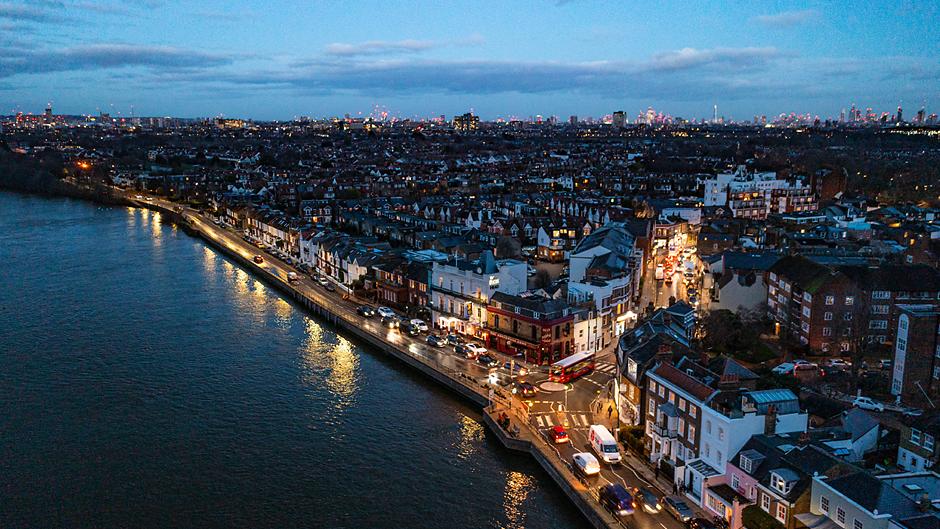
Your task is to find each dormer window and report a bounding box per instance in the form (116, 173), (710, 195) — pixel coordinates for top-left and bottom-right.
(771, 471), (795, 495)
(741, 455), (753, 473)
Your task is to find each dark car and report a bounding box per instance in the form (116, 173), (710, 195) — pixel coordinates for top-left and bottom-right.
(477, 353), (499, 368)
(325, 283), (336, 292)
(406, 324), (421, 336)
(357, 306), (375, 317)
(687, 518), (720, 529)
(455, 343), (474, 358)
(445, 333), (461, 346)
(426, 334), (445, 347)
(598, 483), (635, 516)
(631, 487), (662, 514)
(663, 496), (693, 522)
(381, 316), (399, 329)
(512, 380), (537, 398)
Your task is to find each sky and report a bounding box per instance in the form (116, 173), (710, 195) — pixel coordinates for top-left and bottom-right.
(1, 0), (938, 121)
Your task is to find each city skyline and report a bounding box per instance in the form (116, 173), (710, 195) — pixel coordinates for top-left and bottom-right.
(2, 1), (938, 120)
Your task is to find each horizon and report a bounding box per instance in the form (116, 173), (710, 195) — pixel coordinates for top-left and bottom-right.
(2, 1), (938, 121)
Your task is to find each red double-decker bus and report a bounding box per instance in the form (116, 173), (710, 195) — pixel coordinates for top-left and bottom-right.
(549, 351), (596, 383)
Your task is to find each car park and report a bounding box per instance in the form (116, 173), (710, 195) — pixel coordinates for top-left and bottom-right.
(663, 496), (693, 522)
(598, 484), (635, 516)
(549, 425), (569, 444)
(377, 307), (395, 319)
(631, 487), (662, 514)
(853, 396), (885, 412)
(572, 452), (600, 476)
(426, 334), (445, 347)
(357, 306), (376, 317)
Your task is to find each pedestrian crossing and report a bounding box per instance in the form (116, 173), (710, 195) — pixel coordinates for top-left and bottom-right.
(594, 362), (618, 375)
(532, 412), (594, 429)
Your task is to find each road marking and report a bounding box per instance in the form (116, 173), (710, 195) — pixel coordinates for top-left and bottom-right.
(580, 414), (589, 426)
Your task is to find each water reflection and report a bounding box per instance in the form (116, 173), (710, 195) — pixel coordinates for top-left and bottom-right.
(501, 471), (535, 529)
(455, 413), (485, 460)
(300, 318), (360, 408)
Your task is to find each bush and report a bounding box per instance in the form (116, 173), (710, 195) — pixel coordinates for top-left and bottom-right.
(742, 505), (785, 529)
(621, 425), (646, 455)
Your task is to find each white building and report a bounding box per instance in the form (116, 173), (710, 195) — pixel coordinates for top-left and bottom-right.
(430, 252), (527, 337)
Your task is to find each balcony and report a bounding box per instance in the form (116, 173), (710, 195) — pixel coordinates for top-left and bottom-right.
(651, 422), (678, 439)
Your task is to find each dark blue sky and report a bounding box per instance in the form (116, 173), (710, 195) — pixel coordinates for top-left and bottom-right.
(2, 0), (938, 120)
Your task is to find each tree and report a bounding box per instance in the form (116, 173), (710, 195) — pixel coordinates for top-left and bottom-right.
(495, 236), (521, 259)
(532, 269), (551, 289)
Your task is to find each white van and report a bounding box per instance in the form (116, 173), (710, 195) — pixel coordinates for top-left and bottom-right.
(589, 425), (621, 464)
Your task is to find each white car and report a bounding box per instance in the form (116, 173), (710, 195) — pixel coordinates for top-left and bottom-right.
(827, 359), (851, 369)
(772, 362), (795, 375)
(853, 396), (885, 412)
(377, 306), (396, 319)
(572, 452), (600, 476)
(465, 343), (487, 356)
(410, 319), (429, 333)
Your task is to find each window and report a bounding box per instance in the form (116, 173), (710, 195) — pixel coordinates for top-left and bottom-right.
(649, 398), (656, 416)
(837, 508), (845, 526)
(934, 366), (940, 380)
(820, 496), (829, 513)
(690, 406), (697, 418)
(650, 380), (657, 391)
(803, 306), (811, 317)
(804, 292), (813, 303)
(688, 425), (695, 443)
(678, 418), (686, 435)
(732, 473), (740, 491)
(679, 398), (687, 411)
(776, 504), (787, 523)
(741, 455), (753, 473)
(825, 312), (833, 321)
(826, 295), (835, 305)
(845, 296), (855, 306)
(869, 320), (887, 329)
(926, 435), (935, 451)
(718, 427), (725, 441)
(658, 385), (665, 397)
(873, 290), (890, 299)
(704, 443), (710, 458)
(854, 520), (863, 529)
(871, 305), (889, 314)
(802, 322), (810, 332)
(761, 493), (770, 512)
(706, 420), (712, 434)
(771, 473), (790, 494)
(843, 313), (853, 321)
(912, 428), (922, 445)
(823, 327), (832, 336)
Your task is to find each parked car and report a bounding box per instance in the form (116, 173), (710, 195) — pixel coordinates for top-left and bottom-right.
(771, 362), (795, 375)
(426, 334), (445, 347)
(377, 307), (395, 319)
(527, 265), (537, 276)
(253, 255), (264, 263)
(477, 354), (500, 368)
(357, 306), (375, 317)
(663, 496), (693, 523)
(687, 518), (720, 529)
(455, 344), (476, 359)
(826, 358), (851, 370)
(409, 319), (429, 333)
(465, 343), (487, 356)
(445, 334), (461, 346)
(325, 283), (336, 292)
(598, 484), (635, 516)
(572, 452), (600, 476)
(318, 276), (329, 286)
(879, 359), (892, 370)
(406, 323), (421, 336)
(631, 487), (662, 514)
(853, 396), (885, 412)
(549, 425), (569, 444)
(512, 380), (536, 398)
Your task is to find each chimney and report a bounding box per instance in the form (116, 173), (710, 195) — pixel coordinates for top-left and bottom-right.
(764, 404), (778, 436)
(656, 343), (672, 363)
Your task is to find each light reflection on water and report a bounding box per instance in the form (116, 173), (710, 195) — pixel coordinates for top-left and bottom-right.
(501, 471), (536, 529)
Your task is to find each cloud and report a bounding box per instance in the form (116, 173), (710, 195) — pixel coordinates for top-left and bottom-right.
(0, 44), (233, 78)
(645, 47), (781, 72)
(0, 2), (60, 22)
(324, 34), (485, 57)
(752, 9), (820, 27)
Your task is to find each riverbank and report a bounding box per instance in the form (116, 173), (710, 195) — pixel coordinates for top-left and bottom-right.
(124, 194), (625, 529)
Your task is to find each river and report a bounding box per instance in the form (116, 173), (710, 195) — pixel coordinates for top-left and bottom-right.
(0, 192), (587, 529)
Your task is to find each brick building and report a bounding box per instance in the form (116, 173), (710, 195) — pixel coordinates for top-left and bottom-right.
(485, 292), (574, 364)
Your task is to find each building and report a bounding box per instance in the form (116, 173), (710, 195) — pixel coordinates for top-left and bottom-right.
(429, 252), (527, 337)
(612, 111), (626, 128)
(453, 112), (479, 132)
(568, 222), (643, 347)
(892, 305), (940, 406)
(701, 166), (816, 218)
(896, 413), (940, 472)
(486, 292), (574, 364)
(705, 252), (782, 313)
(804, 470), (940, 529)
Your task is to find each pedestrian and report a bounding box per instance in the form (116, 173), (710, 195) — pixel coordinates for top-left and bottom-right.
(607, 405), (613, 419)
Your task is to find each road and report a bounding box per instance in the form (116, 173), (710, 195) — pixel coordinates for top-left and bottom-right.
(127, 193), (697, 529)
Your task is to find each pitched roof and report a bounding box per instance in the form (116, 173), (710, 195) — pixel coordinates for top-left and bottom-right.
(836, 264), (940, 292)
(825, 471), (922, 517)
(650, 362), (717, 402)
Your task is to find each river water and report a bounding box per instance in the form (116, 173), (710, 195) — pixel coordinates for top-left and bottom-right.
(0, 192), (586, 529)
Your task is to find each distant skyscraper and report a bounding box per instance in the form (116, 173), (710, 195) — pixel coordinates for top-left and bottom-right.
(611, 111), (626, 128)
(569, 115), (578, 125)
(713, 104), (718, 124)
(897, 104), (903, 123)
(453, 112), (479, 131)
(839, 108), (846, 123)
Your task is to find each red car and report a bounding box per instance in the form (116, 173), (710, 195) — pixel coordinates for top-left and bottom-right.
(253, 255), (264, 263)
(550, 425), (569, 444)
